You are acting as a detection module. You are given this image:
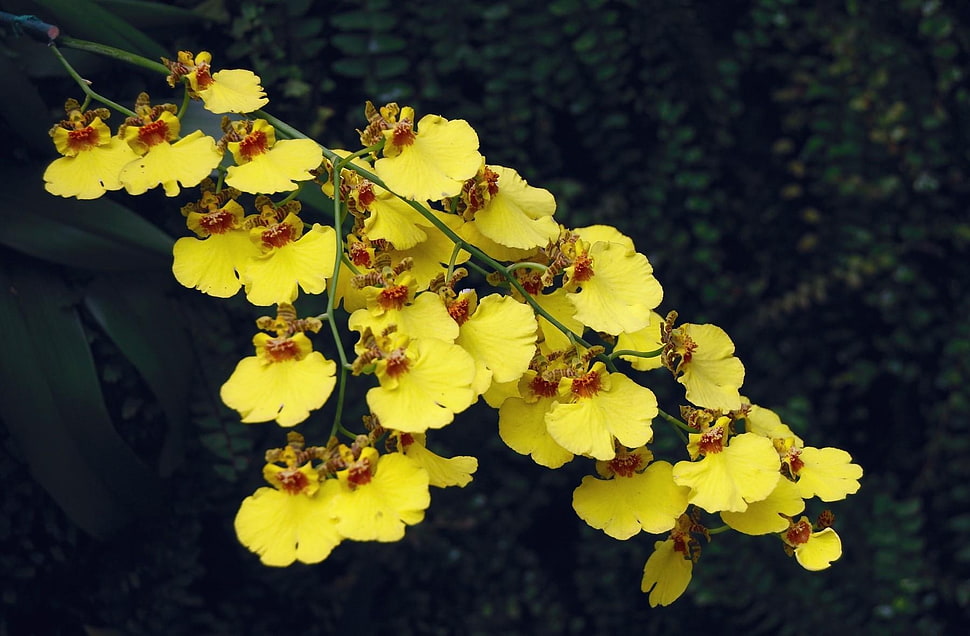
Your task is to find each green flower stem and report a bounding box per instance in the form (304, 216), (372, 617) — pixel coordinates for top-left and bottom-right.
(707, 524), (732, 535)
(324, 150), (352, 442)
(658, 408), (691, 432)
(609, 346), (664, 361)
(57, 35), (169, 75)
(50, 44), (138, 117)
(506, 261), (548, 275)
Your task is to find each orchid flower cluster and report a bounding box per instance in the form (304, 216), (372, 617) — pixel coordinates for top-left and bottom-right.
(42, 41), (862, 606)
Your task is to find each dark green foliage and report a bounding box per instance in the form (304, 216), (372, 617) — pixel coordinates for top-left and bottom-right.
(2, 0), (968, 633)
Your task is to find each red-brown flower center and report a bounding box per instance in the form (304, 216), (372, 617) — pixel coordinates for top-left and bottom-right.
(448, 298), (471, 325)
(277, 468), (310, 494)
(199, 208), (236, 234)
(137, 119), (170, 148)
(356, 181), (376, 209)
(384, 348), (410, 377)
(571, 252), (595, 283)
(571, 369), (602, 398)
(347, 459), (374, 487)
(483, 166), (500, 196)
(786, 519), (812, 546)
(697, 425), (726, 455)
(239, 130), (269, 161)
(529, 375), (560, 399)
(378, 284), (410, 311)
(260, 223), (295, 249)
(194, 63), (214, 90)
(349, 242), (372, 267)
(68, 126), (99, 152)
(392, 119), (415, 147)
(264, 337), (300, 362)
(787, 448), (804, 474)
(609, 453), (643, 478)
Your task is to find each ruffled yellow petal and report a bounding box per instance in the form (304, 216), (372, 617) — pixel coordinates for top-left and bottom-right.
(473, 166), (559, 249)
(385, 212), (469, 288)
(44, 137), (139, 200)
(575, 225), (636, 251)
(120, 130), (222, 197)
(566, 241), (662, 335)
(498, 394), (574, 468)
(364, 191), (433, 250)
(199, 68), (269, 114)
(376, 114), (481, 200)
(743, 402), (804, 446)
(401, 433), (478, 488)
(676, 323), (745, 411)
(456, 295), (537, 384)
(720, 478), (805, 535)
(457, 218), (539, 262)
(794, 447), (863, 502)
(234, 487), (342, 566)
(172, 230), (259, 298)
(794, 527), (843, 571)
(616, 310), (665, 371)
(242, 224), (337, 306)
(366, 338), (477, 432)
(545, 365), (657, 461)
(532, 288), (584, 354)
(641, 539), (693, 607)
(349, 292), (458, 345)
(324, 453), (430, 542)
(672, 433), (780, 513)
(220, 347), (337, 427)
(572, 461), (688, 539)
(225, 138), (323, 194)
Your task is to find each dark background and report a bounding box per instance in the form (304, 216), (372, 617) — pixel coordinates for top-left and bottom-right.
(1, 0), (967, 633)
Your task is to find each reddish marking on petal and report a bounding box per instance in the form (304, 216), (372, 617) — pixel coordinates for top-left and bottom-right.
(483, 166), (500, 196)
(681, 334), (697, 364)
(399, 433), (414, 448)
(67, 126), (99, 152)
(787, 448), (804, 474)
(138, 120), (170, 147)
(697, 426), (725, 455)
(521, 272), (543, 296)
(529, 375), (559, 399)
(349, 242), (372, 267)
(448, 298), (471, 325)
(357, 181), (376, 208)
(194, 63), (214, 90)
(199, 208), (236, 234)
(609, 453), (643, 478)
(260, 223), (295, 249)
(571, 252), (594, 283)
(277, 468), (310, 494)
(384, 349), (410, 377)
(570, 369), (602, 399)
(392, 119), (415, 146)
(264, 337), (301, 362)
(378, 284), (409, 311)
(347, 460), (373, 487)
(672, 533), (689, 554)
(239, 130), (269, 160)
(786, 519), (812, 546)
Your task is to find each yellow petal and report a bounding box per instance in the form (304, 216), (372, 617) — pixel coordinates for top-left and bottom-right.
(226, 138), (323, 194)
(364, 192), (433, 250)
(498, 395), (574, 468)
(572, 461), (688, 539)
(794, 527), (843, 571)
(672, 433), (780, 513)
(402, 434), (478, 488)
(677, 323), (745, 411)
(794, 447), (863, 502)
(172, 230), (259, 297)
(641, 539), (693, 607)
(349, 292), (458, 345)
(234, 487), (342, 566)
(199, 68), (269, 114)
(456, 295), (537, 384)
(220, 350), (337, 427)
(120, 130), (222, 197)
(720, 478), (805, 535)
(43, 137), (139, 200)
(325, 453), (430, 542)
(616, 311), (665, 371)
(376, 114), (482, 200)
(473, 165), (559, 249)
(242, 224), (337, 306)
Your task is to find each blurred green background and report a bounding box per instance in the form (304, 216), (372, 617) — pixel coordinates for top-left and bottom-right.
(1, 0), (968, 633)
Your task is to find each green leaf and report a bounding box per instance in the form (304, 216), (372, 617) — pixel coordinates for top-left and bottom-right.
(84, 275), (193, 476)
(0, 55), (55, 155)
(0, 257), (160, 538)
(0, 163), (174, 270)
(90, 0), (215, 27)
(32, 0), (168, 59)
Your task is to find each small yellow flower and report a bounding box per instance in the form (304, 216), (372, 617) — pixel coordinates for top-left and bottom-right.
(43, 108), (139, 200)
(220, 331), (337, 427)
(641, 519), (696, 607)
(720, 477), (805, 535)
(165, 50), (269, 114)
(224, 119), (323, 194)
(172, 199), (261, 297)
(663, 320), (745, 411)
(782, 517), (843, 571)
(498, 370), (574, 469)
(373, 105), (482, 200)
(572, 448), (689, 539)
(451, 292), (538, 387)
(349, 277), (459, 346)
(394, 431), (478, 488)
(461, 165), (559, 250)
(778, 439), (863, 502)
(616, 310), (666, 371)
(118, 98), (222, 197)
(321, 448), (431, 542)
(545, 361), (657, 461)
(671, 417), (780, 513)
(234, 446), (342, 567)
